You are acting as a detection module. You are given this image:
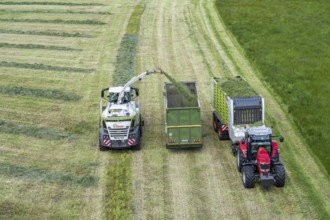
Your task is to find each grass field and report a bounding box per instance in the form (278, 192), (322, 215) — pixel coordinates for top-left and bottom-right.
(0, 0), (117, 218)
(1, 0), (330, 219)
(215, 0), (330, 175)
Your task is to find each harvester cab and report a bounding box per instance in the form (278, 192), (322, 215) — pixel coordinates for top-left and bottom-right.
(237, 127), (286, 188)
(99, 69), (163, 151)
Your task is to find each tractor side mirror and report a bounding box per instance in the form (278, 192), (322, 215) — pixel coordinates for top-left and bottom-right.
(280, 136), (284, 142)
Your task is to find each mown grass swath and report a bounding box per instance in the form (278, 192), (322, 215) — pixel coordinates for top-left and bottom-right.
(215, 0), (330, 175)
(104, 3), (145, 219)
(0, 162), (98, 187)
(0, 120), (73, 140)
(0, 1), (104, 6)
(0, 29), (92, 38)
(0, 42), (80, 51)
(0, 86), (82, 101)
(0, 61), (95, 73)
(0, 9), (111, 15)
(0, 18), (106, 25)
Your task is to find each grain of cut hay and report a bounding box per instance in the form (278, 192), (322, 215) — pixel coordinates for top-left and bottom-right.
(215, 76), (257, 97)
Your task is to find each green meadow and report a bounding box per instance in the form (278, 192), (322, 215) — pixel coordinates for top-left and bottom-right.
(216, 0), (330, 174)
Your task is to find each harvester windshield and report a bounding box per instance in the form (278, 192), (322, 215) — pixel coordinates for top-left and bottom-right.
(109, 92), (131, 103)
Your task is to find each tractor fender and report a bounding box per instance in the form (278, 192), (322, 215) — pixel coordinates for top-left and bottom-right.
(272, 161), (283, 166)
(242, 162), (254, 167)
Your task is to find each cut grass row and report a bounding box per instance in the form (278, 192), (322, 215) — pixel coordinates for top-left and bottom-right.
(0, 18), (106, 25)
(0, 161), (98, 187)
(0, 120), (74, 139)
(0, 9), (111, 15)
(215, 0), (330, 175)
(0, 61), (95, 73)
(0, 29), (92, 38)
(0, 0), (113, 218)
(0, 1), (104, 6)
(0, 42), (80, 51)
(104, 2), (145, 219)
(0, 86), (82, 101)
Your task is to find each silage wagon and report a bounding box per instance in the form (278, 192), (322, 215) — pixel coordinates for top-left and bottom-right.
(164, 81), (202, 148)
(212, 76), (286, 188)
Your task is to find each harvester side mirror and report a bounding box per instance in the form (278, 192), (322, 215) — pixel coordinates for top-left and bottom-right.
(101, 88), (108, 98)
(131, 87), (139, 97)
(280, 136), (284, 142)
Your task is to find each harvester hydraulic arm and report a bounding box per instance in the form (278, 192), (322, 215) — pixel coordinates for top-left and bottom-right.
(116, 68), (164, 104)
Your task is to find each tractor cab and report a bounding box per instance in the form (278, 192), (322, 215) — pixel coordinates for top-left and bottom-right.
(238, 126), (286, 188)
(246, 128), (272, 160)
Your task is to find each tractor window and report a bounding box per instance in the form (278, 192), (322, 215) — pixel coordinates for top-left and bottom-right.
(250, 135), (272, 157)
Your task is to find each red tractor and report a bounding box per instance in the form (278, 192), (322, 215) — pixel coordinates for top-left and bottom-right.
(237, 127), (285, 188)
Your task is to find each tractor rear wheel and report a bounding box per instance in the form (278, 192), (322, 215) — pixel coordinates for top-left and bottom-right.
(274, 165), (285, 187)
(242, 166), (255, 188)
(237, 149), (243, 172)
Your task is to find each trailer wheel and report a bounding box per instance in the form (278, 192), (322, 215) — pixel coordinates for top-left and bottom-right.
(213, 119), (218, 132)
(273, 165), (285, 187)
(217, 127), (227, 140)
(242, 166), (255, 188)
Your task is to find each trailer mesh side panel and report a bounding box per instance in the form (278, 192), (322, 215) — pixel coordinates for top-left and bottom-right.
(213, 79), (229, 124)
(233, 97), (262, 125)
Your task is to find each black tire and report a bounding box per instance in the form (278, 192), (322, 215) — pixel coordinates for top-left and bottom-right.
(213, 118), (218, 132)
(132, 131), (141, 151)
(237, 149), (243, 172)
(99, 138), (108, 151)
(274, 165), (286, 187)
(242, 166), (255, 188)
(132, 141), (141, 151)
(231, 144), (238, 156)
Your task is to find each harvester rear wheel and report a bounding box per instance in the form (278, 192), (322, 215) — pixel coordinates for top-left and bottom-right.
(242, 166), (255, 188)
(274, 165), (285, 187)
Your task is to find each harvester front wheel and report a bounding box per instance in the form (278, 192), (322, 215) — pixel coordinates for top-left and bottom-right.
(274, 165), (285, 187)
(242, 166), (255, 188)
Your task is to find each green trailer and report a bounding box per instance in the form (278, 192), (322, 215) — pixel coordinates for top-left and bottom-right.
(164, 81), (202, 148)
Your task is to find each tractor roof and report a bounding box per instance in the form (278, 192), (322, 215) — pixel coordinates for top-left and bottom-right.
(246, 127), (272, 136)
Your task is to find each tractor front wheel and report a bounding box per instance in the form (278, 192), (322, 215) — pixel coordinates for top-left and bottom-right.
(237, 150), (243, 172)
(274, 165), (286, 187)
(242, 166), (255, 188)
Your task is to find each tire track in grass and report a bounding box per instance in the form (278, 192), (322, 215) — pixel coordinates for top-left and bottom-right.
(132, 1), (169, 219)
